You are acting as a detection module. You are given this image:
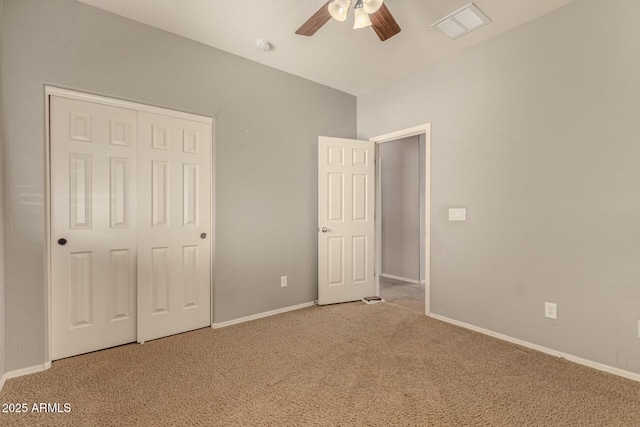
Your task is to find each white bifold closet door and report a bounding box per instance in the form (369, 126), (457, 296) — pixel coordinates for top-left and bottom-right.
(50, 96), (211, 360)
(51, 97), (138, 360)
(137, 111), (211, 343)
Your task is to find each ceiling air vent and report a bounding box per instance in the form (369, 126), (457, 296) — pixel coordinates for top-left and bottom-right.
(432, 3), (491, 40)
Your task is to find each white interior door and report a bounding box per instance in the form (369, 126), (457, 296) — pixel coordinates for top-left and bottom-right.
(318, 136), (375, 305)
(51, 96), (138, 360)
(137, 111), (211, 342)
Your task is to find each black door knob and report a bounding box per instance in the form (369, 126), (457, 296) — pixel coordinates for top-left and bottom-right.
(57, 238), (68, 246)
(200, 233), (207, 239)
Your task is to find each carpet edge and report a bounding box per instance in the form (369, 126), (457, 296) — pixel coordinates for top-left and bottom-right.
(212, 301), (317, 329)
(430, 313), (640, 383)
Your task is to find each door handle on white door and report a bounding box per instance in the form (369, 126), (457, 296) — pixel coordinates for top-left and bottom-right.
(200, 233), (207, 239)
(320, 227), (329, 233)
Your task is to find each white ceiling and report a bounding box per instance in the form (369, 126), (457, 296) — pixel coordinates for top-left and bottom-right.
(77, 0), (576, 96)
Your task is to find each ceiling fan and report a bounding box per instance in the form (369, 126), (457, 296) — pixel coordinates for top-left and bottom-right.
(296, 0), (401, 42)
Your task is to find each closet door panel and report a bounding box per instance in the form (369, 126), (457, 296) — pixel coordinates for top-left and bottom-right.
(51, 96), (137, 360)
(137, 111), (211, 342)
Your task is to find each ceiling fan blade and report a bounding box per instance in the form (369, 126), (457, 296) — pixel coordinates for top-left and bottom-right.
(296, 1), (332, 36)
(370, 4), (401, 41)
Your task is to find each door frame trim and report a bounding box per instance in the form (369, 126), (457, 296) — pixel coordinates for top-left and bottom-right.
(44, 86), (216, 362)
(45, 87), (213, 124)
(370, 123), (431, 315)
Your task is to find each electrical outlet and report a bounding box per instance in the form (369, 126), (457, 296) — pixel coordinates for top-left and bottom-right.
(280, 276), (288, 288)
(545, 302), (557, 319)
(637, 320), (640, 338)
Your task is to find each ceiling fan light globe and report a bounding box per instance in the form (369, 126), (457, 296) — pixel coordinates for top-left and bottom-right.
(362, 0), (383, 14)
(328, 0), (350, 22)
(353, 7), (372, 29)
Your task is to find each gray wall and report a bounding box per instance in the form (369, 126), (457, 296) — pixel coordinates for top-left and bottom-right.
(380, 136), (420, 281)
(0, 0), (5, 379)
(358, 0), (640, 374)
(2, 0), (356, 371)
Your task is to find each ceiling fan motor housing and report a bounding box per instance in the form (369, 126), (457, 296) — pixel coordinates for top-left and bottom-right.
(295, 0), (400, 41)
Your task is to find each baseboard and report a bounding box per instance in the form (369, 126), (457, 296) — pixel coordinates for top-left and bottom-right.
(380, 273), (424, 285)
(429, 313), (640, 383)
(0, 361), (52, 391)
(211, 301), (316, 329)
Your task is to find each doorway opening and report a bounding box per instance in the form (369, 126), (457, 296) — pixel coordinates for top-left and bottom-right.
(371, 124), (431, 315)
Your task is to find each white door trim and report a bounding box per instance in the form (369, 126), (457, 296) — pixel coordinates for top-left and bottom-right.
(45, 86), (212, 124)
(44, 86), (215, 362)
(370, 124), (430, 143)
(370, 123), (431, 315)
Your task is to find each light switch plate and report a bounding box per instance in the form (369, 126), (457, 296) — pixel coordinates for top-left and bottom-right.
(449, 208), (466, 221)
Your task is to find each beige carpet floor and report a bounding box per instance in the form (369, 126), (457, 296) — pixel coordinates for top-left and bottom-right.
(2, 302), (640, 426)
(380, 277), (425, 313)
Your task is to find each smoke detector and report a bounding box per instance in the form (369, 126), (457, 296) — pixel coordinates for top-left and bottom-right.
(432, 3), (491, 40)
(255, 39), (272, 52)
